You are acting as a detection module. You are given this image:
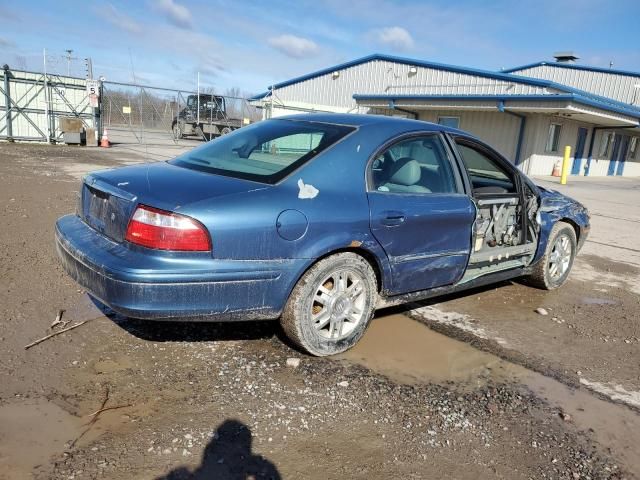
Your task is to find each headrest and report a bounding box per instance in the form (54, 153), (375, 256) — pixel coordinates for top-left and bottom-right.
(389, 157), (421, 186)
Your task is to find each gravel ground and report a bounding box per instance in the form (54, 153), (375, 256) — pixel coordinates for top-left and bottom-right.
(0, 142), (638, 479)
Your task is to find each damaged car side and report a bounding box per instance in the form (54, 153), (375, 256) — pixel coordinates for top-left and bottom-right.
(55, 114), (590, 356)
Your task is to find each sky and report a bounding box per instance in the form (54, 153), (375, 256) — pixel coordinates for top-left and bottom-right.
(1, 0), (639, 96)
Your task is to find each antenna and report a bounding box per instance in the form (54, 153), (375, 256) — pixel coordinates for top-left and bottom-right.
(128, 48), (137, 85)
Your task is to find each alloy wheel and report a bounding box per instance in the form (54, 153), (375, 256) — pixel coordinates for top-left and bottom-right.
(548, 233), (572, 280)
(311, 269), (367, 340)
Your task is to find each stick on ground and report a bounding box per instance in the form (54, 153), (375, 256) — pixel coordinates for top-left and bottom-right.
(51, 309), (65, 329)
(24, 320), (90, 350)
(88, 403), (133, 417)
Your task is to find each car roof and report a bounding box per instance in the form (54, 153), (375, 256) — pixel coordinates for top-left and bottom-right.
(274, 112), (464, 134)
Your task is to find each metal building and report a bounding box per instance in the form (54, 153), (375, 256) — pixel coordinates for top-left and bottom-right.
(250, 54), (640, 177)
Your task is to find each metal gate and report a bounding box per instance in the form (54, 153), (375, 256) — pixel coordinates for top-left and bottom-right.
(0, 66), (95, 142)
(100, 81), (261, 147)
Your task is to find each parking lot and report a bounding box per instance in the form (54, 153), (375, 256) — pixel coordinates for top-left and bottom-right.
(1, 141), (639, 479)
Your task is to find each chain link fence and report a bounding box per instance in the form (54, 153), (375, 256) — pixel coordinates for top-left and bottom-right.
(101, 81), (262, 151)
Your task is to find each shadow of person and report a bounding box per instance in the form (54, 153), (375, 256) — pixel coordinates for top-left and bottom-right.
(156, 419), (281, 480)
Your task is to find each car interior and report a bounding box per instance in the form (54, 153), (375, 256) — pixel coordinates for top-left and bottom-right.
(371, 136), (457, 194)
(453, 137), (540, 282)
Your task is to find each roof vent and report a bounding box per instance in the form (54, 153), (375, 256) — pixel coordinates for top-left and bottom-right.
(553, 51), (579, 63)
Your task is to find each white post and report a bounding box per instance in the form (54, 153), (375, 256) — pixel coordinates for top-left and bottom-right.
(197, 71), (200, 125)
(270, 85), (274, 119)
(43, 48), (51, 142)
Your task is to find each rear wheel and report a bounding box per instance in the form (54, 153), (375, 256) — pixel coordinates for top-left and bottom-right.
(172, 122), (183, 140)
(220, 126), (232, 135)
(281, 253), (377, 356)
(525, 221), (576, 290)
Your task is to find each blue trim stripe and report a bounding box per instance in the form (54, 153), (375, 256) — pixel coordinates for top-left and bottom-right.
(352, 93), (640, 120)
(503, 61), (640, 79)
(248, 91), (270, 101)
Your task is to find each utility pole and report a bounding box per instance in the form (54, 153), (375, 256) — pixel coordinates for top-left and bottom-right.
(65, 49), (73, 76)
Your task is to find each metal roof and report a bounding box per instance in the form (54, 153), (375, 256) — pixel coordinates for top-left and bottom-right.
(255, 53), (559, 93)
(503, 61), (640, 79)
(352, 93), (640, 119)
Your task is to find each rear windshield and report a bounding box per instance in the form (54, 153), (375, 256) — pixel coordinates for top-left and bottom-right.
(170, 119), (355, 184)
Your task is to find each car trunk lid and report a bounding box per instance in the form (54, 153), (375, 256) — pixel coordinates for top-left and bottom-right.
(78, 161), (269, 243)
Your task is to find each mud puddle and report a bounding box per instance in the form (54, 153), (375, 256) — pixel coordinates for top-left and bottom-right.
(340, 313), (515, 386)
(340, 313), (640, 473)
(0, 399), (80, 479)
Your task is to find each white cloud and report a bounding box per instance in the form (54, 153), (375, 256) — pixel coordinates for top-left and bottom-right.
(0, 37), (15, 48)
(267, 34), (319, 59)
(371, 26), (414, 51)
(155, 0), (192, 29)
(104, 3), (142, 34)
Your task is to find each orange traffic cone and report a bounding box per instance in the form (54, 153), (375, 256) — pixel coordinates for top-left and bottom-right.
(551, 159), (561, 177)
(100, 129), (110, 148)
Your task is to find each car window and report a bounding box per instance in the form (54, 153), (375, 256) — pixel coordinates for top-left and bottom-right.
(455, 141), (516, 194)
(248, 132), (323, 166)
(171, 120), (354, 184)
(371, 135), (458, 194)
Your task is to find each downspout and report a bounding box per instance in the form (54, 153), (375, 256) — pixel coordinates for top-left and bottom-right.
(388, 99), (418, 119)
(585, 125), (638, 176)
(2, 65), (13, 142)
(497, 100), (526, 167)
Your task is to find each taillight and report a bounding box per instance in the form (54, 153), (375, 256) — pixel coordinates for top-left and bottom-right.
(125, 205), (211, 251)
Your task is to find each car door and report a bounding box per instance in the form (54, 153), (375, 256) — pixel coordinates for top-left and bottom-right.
(450, 135), (539, 278)
(367, 133), (475, 295)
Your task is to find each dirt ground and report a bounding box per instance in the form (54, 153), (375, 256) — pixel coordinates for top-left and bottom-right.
(1, 142), (639, 479)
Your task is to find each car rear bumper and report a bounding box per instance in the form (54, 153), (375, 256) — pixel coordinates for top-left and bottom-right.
(55, 214), (306, 320)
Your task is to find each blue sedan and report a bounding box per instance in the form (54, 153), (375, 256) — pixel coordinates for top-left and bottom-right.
(56, 114), (590, 356)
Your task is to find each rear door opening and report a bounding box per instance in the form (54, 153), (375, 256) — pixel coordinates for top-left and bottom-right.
(451, 137), (539, 283)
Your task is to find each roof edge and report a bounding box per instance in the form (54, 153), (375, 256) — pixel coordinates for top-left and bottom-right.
(352, 93), (640, 120)
(503, 61), (640, 79)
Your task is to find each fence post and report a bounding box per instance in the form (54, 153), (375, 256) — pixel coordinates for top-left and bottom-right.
(2, 65), (13, 141)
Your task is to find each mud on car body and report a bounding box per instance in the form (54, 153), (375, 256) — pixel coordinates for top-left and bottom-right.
(56, 113), (590, 356)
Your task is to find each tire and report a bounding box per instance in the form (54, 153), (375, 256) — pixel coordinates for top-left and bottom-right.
(525, 221), (577, 290)
(281, 252), (377, 356)
(172, 122), (183, 140)
(220, 126), (232, 135)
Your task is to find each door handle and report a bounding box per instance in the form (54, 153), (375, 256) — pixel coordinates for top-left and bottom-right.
(380, 211), (406, 226)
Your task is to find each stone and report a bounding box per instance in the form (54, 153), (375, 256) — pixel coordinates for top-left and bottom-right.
(286, 357), (301, 368)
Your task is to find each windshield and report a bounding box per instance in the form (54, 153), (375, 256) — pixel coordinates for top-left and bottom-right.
(170, 119), (355, 184)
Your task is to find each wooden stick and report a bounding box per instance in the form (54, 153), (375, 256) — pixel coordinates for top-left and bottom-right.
(51, 309), (65, 328)
(69, 387), (110, 449)
(88, 403), (132, 417)
(24, 320), (90, 350)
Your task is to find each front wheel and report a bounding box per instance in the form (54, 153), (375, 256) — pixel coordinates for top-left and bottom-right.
(281, 253), (377, 356)
(525, 221), (577, 290)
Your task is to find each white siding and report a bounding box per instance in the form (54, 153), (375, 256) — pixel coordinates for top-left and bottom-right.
(523, 116), (595, 176)
(418, 110), (520, 160)
(510, 64), (640, 104)
(273, 59), (559, 111)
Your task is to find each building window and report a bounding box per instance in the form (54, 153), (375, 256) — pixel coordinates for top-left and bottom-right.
(629, 137), (638, 159)
(599, 132), (614, 157)
(438, 116), (460, 129)
(545, 123), (562, 152)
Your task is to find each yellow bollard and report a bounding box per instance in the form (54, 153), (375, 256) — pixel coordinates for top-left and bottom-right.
(560, 145), (571, 185)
